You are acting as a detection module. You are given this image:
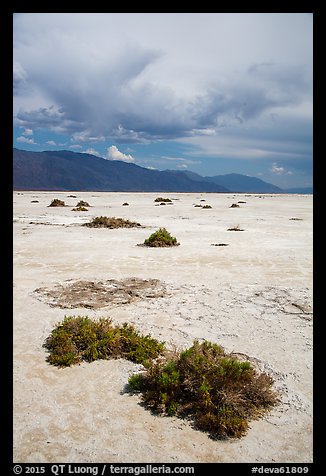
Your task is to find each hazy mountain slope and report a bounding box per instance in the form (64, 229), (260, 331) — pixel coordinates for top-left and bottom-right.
(204, 173), (283, 193)
(13, 149), (228, 192)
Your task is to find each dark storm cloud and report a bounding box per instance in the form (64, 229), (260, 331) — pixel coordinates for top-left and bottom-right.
(15, 60), (311, 144)
(190, 61), (311, 130)
(13, 13), (312, 169)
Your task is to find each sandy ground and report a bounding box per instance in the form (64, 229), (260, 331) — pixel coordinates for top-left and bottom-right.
(13, 191), (313, 463)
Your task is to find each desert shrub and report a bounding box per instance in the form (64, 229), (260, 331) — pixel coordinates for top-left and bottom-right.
(84, 216), (142, 228)
(227, 224), (244, 231)
(143, 228), (179, 247)
(194, 204), (211, 209)
(119, 323), (165, 365)
(122, 202), (129, 206)
(44, 316), (165, 368)
(49, 199), (65, 207)
(154, 197), (172, 203)
(45, 317), (278, 439)
(76, 200), (90, 207)
(72, 206), (88, 211)
(230, 203), (240, 208)
(128, 340), (278, 439)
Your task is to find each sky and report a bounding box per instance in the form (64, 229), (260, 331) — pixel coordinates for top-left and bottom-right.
(13, 13), (313, 188)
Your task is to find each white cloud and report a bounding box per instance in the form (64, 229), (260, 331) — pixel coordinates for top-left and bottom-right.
(270, 163), (293, 176)
(72, 131), (105, 143)
(16, 135), (37, 144)
(85, 148), (102, 157)
(106, 145), (135, 163)
(46, 140), (56, 146)
(69, 144), (82, 149)
(13, 60), (27, 93)
(22, 128), (33, 136)
(270, 162), (285, 175)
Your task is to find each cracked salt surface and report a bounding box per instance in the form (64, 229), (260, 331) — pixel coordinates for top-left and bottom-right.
(13, 191), (313, 463)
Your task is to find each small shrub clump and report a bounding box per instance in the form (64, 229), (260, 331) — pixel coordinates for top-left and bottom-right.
(44, 316), (165, 368)
(72, 206), (88, 211)
(194, 204), (211, 209)
(143, 228), (179, 247)
(227, 224), (244, 231)
(154, 197), (172, 203)
(76, 200), (90, 207)
(49, 199), (65, 207)
(128, 340), (278, 439)
(84, 216), (142, 228)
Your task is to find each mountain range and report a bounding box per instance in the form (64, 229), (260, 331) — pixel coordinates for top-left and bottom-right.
(13, 148), (312, 194)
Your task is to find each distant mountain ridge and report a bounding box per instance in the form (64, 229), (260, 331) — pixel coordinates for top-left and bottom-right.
(13, 149), (228, 193)
(204, 173), (283, 193)
(174, 170), (283, 193)
(283, 186), (313, 194)
(13, 148), (312, 193)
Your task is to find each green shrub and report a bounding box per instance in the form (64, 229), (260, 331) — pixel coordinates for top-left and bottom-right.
(44, 316), (165, 367)
(49, 199), (65, 207)
(143, 228), (179, 247)
(84, 216), (142, 228)
(119, 323), (165, 365)
(128, 340), (278, 439)
(45, 316), (278, 439)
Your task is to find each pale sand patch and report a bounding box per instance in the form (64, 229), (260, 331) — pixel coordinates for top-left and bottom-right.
(13, 192), (313, 463)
